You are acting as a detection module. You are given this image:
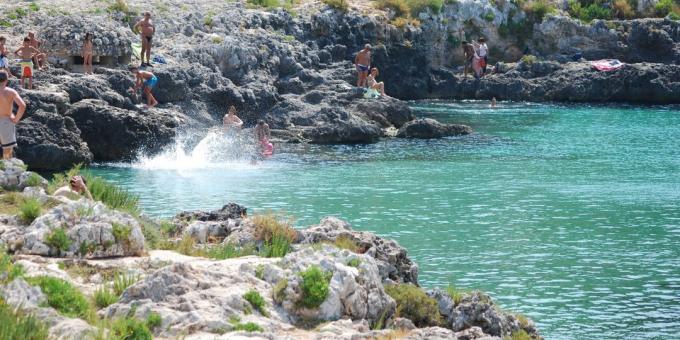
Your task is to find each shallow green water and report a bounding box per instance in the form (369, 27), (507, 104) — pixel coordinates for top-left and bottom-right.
(90, 101), (680, 339)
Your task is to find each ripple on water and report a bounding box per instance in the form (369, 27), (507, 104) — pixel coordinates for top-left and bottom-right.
(88, 102), (680, 339)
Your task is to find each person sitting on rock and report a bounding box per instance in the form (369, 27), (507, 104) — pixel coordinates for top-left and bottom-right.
(53, 175), (93, 200)
(354, 44), (371, 88)
(134, 12), (155, 67)
(0, 70), (26, 160)
(223, 106), (243, 132)
(366, 67), (385, 96)
(27, 32), (47, 70)
(129, 67), (158, 108)
(15, 38), (41, 90)
(82, 33), (94, 74)
(0, 37), (11, 78)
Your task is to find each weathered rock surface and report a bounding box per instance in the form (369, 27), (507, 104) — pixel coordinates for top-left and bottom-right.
(4, 199), (145, 258)
(300, 217), (419, 285)
(0, 159), (48, 191)
(429, 61), (680, 103)
(397, 118), (473, 139)
(65, 99), (180, 161)
(428, 289), (539, 339)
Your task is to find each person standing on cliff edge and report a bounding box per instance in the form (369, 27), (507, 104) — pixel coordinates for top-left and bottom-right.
(134, 12), (155, 67)
(355, 44), (371, 88)
(0, 70), (26, 160)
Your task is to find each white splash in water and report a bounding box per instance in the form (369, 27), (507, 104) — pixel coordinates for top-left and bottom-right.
(132, 129), (263, 170)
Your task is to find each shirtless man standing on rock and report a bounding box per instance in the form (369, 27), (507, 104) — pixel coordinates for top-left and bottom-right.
(0, 70), (26, 160)
(355, 44), (371, 88)
(134, 12), (155, 67)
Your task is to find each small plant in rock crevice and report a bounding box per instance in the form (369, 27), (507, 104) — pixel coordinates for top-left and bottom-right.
(244, 290), (269, 317)
(18, 197), (42, 224)
(25, 276), (91, 319)
(45, 227), (72, 254)
(298, 266), (332, 308)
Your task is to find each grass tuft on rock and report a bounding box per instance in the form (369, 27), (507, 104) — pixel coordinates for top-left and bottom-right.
(110, 316), (153, 340)
(93, 285), (118, 309)
(321, 0), (349, 11)
(146, 312), (162, 331)
(113, 272), (139, 296)
(331, 235), (361, 253)
(25, 276), (90, 319)
(299, 266), (332, 308)
(83, 172), (140, 215)
(0, 249), (24, 285)
(111, 223), (132, 243)
(0, 298), (48, 340)
(18, 197), (42, 224)
(445, 284), (468, 305)
(24, 173), (44, 187)
(45, 227), (72, 254)
(272, 279), (288, 303)
(385, 283), (442, 328)
(232, 321), (264, 332)
(504, 329), (532, 340)
(244, 290), (269, 317)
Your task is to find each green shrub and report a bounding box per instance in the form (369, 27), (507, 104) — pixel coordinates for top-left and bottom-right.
(255, 264), (265, 280)
(515, 313), (530, 328)
(504, 329), (532, 340)
(45, 227), (72, 253)
(484, 11), (496, 21)
(110, 317), (152, 340)
(111, 223), (132, 243)
(18, 197), (41, 224)
(522, 0), (555, 22)
(252, 214), (297, 244)
(139, 220), (161, 249)
(0, 249), (24, 284)
(247, 0), (281, 8)
(299, 266), (332, 308)
(0, 298), (48, 340)
(26, 276), (90, 318)
(612, 0), (635, 19)
(113, 272), (139, 296)
(206, 242), (257, 259)
(272, 279), (288, 303)
(375, 0), (411, 17)
(520, 54), (537, 65)
(385, 284), (442, 328)
(232, 322), (264, 332)
(346, 258), (361, 267)
(670, 11), (680, 20)
(146, 312), (162, 330)
(322, 0), (349, 11)
(28, 3), (40, 12)
(14, 8), (28, 18)
(243, 290), (269, 317)
(408, 0), (444, 15)
(25, 173), (43, 187)
(260, 234), (291, 258)
(108, 0), (130, 13)
(331, 235), (361, 252)
(445, 285), (467, 305)
(94, 285), (118, 309)
(82, 172), (140, 214)
(204, 12), (214, 27)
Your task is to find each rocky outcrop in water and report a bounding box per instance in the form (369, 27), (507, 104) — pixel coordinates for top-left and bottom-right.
(428, 61), (680, 103)
(397, 118), (474, 139)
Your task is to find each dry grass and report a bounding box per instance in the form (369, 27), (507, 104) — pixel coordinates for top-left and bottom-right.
(252, 214), (297, 244)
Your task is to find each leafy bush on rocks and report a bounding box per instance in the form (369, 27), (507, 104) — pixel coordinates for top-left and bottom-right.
(94, 285), (118, 309)
(385, 283), (442, 328)
(504, 329), (532, 340)
(0, 249), (24, 284)
(244, 290), (269, 317)
(146, 312), (162, 331)
(0, 298), (48, 340)
(233, 322), (264, 332)
(45, 227), (71, 253)
(299, 266), (332, 308)
(25, 276), (90, 319)
(24, 173), (44, 187)
(19, 198), (42, 224)
(110, 316), (152, 340)
(322, 0), (349, 11)
(111, 223), (132, 243)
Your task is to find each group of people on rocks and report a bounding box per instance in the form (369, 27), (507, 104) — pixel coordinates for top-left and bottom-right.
(354, 44), (386, 97)
(0, 33), (47, 90)
(462, 37), (489, 79)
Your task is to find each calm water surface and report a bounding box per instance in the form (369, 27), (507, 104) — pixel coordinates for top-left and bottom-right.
(90, 101), (680, 339)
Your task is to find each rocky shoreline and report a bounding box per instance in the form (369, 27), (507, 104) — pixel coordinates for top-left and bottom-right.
(0, 159), (542, 339)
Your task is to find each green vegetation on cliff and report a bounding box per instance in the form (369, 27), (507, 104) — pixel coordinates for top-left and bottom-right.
(0, 298), (48, 340)
(385, 283), (442, 327)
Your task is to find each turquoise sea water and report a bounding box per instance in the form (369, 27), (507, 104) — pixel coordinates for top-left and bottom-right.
(90, 101), (680, 339)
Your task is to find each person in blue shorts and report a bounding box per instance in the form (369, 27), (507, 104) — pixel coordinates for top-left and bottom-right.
(129, 66), (158, 108)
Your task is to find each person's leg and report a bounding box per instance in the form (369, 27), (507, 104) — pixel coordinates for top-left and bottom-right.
(145, 38), (152, 65)
(20, 77), (25, 89)
(28, 77), (33, 89)
(378, 82), (385, 95)
(2, 147), (11, 160)
(140, 38), (147, 64)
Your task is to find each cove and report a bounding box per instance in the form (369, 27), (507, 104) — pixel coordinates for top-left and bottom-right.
(89, 101), (680, 339)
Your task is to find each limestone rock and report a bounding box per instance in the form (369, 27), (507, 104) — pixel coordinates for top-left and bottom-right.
(396, 118), (473, 139)
(300, 217), (419, 284)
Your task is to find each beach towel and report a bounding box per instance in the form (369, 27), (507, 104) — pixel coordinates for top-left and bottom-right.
(131, 42), (142, 60)
(591, 59), (624, 72)
(363, 88), (380, 99)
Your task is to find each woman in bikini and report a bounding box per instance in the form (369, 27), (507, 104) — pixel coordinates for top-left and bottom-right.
(366, 67), (385, 96)
(82, 33), (94, 74)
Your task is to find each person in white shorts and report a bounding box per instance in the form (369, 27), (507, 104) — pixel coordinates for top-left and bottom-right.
(0, 70), (26, 160)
